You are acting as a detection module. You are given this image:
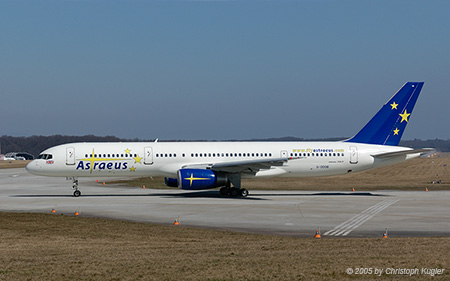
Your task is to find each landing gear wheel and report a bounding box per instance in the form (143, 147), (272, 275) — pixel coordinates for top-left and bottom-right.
(240, 188), (249, 197)
(230, 188), (239, 197)
(73, 190), (81, 197)
(220, 187), (228, 196)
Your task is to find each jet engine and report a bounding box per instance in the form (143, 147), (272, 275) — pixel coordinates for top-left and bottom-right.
(164, 169), (228, 190)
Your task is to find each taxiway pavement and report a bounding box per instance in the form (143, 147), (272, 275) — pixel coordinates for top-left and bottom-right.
(1, 168), (449, 237)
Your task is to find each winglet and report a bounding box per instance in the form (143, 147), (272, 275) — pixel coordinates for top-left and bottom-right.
(345, 82), (424, 146)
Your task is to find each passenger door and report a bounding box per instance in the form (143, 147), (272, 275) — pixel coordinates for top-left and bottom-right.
(66, 147), (75, 165)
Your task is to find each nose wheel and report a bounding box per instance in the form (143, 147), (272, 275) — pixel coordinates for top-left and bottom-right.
(72, 178), (81, 197)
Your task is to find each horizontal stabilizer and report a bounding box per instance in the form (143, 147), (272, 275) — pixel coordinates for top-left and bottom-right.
(371, 148), (434, 159)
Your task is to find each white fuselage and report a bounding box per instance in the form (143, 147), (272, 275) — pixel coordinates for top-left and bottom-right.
(26, 141), (419, 179)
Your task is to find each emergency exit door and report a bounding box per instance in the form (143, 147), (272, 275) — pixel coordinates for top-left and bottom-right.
(349, 146), (358, 164)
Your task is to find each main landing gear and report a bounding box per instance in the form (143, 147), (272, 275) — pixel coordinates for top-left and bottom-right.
(219, 174), (248, 197)
(219, 186), (249, 198)
(72, 178), (81, 197)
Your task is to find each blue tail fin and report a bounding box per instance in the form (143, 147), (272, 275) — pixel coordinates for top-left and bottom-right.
(345, 82), (424, 146)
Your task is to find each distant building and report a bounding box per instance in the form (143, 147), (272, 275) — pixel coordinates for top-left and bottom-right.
(4, 152), (34, 160)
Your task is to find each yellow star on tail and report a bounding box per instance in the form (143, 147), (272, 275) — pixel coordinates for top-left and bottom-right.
(393, 128), (400, 135)
(399, 109), (410, 123)
(390, 102), (398, 110)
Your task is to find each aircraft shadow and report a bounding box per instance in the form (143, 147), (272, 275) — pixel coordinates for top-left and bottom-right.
(11, 191), (386, 199)
(251, 192), (387, 197)
(11, 191), (265, 200)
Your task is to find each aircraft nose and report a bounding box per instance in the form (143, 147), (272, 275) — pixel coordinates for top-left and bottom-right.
(26, 160), (40, 175)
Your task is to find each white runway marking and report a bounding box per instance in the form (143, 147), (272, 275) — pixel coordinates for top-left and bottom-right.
(324, 199), (399, 236)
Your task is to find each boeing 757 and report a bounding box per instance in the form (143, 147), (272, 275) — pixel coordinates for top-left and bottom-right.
(26, 82), (430, 197)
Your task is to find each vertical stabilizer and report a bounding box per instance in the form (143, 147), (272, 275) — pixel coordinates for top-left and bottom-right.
(345, 82), (424, 146)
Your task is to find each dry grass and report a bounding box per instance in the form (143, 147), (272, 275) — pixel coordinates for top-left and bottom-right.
(0, 213), (449, 281)
(110, 154), (450, 191)
(0, 160), (30, 169)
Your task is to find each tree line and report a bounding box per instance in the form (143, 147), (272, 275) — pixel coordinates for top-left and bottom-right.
(1, 135), (449, 158)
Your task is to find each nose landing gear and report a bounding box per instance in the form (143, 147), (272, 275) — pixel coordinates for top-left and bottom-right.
(72, 178), (81, 197)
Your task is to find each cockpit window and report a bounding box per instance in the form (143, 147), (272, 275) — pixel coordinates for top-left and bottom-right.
(38, 154), (53, 160)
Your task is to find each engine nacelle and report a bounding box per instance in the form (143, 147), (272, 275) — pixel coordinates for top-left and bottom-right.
(177, 169), (228, 190)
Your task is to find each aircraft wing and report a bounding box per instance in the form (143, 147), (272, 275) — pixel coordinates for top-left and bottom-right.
(182, 157), (298, 175)
(371, 148), (434, 159)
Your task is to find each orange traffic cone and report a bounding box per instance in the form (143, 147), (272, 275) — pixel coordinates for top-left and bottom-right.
(425, 187), (429, 192)
(382, 228), (388, 239)
(51, 208), (56, 213)
(142, 185), (146, 189)
(314, 227), (321, 239)
(74, 211), (80, 216)
(173, 219), (179, 225)
(352, 188), (355, 192)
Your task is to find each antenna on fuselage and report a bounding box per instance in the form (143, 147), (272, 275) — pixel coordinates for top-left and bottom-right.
(154, 138), (159, 143)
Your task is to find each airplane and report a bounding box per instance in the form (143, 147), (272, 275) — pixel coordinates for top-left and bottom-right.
(26, 82), (431, 197)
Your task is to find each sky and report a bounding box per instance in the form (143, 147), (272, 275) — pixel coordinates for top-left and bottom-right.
(1, 0), (450, 141)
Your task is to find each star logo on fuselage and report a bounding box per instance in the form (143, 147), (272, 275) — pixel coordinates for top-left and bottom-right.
(134, 155), (143, 164)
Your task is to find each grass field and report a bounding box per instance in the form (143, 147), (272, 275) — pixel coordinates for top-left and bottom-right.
(1, 213), (449, 281)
